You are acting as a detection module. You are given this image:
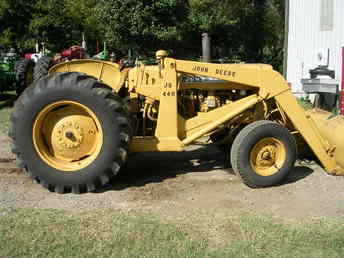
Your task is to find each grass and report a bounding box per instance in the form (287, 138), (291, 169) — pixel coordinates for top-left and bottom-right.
(297, 97), (313, 110)
(0, 208), (343, 258)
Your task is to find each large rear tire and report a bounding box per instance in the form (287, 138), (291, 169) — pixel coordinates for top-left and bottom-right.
(33, 56), (54, 82)
(9, 72), (131, 194)
(15, 59), (34, 95)
(230, 120), (297, 188)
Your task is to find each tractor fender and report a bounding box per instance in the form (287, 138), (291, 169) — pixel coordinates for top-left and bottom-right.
(49, 59), (129, 92)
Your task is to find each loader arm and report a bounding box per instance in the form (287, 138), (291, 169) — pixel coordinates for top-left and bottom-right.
(172, 58), (340, 174)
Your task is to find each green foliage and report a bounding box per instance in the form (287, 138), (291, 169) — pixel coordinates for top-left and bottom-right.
(0, 0), (286, 71)
(0, 0), (102, 53)
(96, 0), (189, 57)
(298, 97), (313, 110)
(29, 0), (73, 51)
(189, 0), (234, 32)
(0, 0), (36, 50)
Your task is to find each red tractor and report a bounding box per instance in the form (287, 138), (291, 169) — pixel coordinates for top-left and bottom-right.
(14, 45), (88, 95)
(34, 45), (87, 82)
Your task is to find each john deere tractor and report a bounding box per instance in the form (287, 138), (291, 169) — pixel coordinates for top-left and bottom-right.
(9, 50), (344, 194)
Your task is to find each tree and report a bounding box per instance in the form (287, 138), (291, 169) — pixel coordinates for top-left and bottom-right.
(0, 0), (36, 51)
(29, 0), (102, 53)
(188, 0), (285, 71)
(261, 0), (285, 71)
(187, 0), (250, 60)
(96, 0), (189, 57)
(28, 0), (74, 52)
(0, 0), (285, 71)
(65, 0), (103, 54)
(0, 0), (103, 54)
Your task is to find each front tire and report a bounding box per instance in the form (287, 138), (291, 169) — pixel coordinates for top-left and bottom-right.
(9, 72), (131, 194)
(230, 120), (297, 188)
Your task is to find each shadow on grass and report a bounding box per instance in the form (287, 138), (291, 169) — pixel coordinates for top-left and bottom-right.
(95, 145), (314, 193)
(0, 92), (16, 109)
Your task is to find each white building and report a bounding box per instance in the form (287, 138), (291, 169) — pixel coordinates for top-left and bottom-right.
(285, 0), (344, 96)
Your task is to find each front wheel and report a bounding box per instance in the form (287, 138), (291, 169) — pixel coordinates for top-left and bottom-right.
(230, 120), (297, 188)
(10, 72), (131, 194)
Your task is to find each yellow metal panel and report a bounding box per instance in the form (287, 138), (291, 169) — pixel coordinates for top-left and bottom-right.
(183, 95), (257, 136)
(49, 59), (125, 92)
(133, 87), (161, 100)
(259, 66), (291, 99)
(154, 59), (182, 147)
(275, 91), (337, 172)
(182, 95), (260, 145)
(175, 59), (261, 86)
(129, 137), (183, 152)
(129, 137), (160, 152)
(128, 65), (163, 99)
(175, 59), (290, 99)
(306, 110), (344, 175)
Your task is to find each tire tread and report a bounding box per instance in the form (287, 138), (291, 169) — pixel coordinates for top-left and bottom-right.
(9, 72), (131, 194)
(231, 120), (296, 188)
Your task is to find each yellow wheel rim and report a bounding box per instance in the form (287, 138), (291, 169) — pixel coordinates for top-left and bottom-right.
(33, 101), (103, 172)
(250, 137), (286, 176)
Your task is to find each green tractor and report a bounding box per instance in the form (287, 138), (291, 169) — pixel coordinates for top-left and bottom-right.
(92, 42), (110, 61)
(0, 48), (35, 95)
(0, 48), (17, 92)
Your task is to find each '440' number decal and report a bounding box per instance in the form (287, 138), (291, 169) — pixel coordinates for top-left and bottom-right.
(162, 91), (176, 97)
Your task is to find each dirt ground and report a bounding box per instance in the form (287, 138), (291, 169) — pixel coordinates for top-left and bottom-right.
(0, 131), (343, 220)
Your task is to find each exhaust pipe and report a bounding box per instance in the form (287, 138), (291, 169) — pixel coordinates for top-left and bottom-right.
(202, 33), (211, 63)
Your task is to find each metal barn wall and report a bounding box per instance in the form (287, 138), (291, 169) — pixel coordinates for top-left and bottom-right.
(287, 0), (344, 95)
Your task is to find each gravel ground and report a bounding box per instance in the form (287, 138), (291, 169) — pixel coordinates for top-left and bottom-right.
(0, 132), (343, 219)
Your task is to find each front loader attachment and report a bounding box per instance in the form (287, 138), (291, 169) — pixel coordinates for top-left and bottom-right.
(306, 109), (344, 175)
(172, 58), (344, 176)
(275, 91), (344, 175)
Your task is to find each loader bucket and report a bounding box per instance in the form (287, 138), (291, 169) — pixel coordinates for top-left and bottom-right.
(306, 108), (344, 175)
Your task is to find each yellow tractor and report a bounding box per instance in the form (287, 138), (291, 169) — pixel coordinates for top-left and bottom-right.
(9, 50), (344, 193)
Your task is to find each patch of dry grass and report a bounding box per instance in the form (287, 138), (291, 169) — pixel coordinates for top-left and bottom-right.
(0, 208), (343, 258)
